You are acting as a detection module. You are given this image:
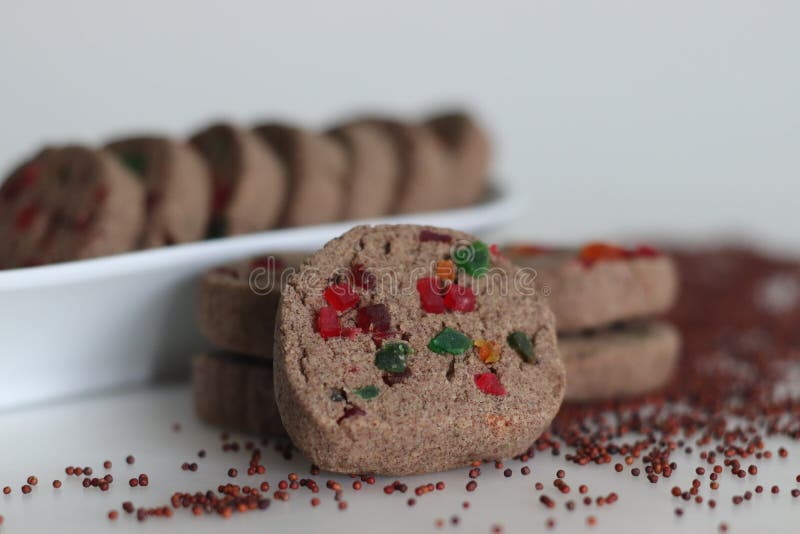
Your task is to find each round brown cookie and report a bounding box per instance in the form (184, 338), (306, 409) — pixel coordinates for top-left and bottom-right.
(253, 123), (347, 227)
(425, 110), (491, 207)
(559, 321), (681, 402)
(503, 243), (679, 333)
(106, 135), (211, 247)
(198, 253), (307, 357)
(365, 118), (453, 214)
(193, 352), (285, 436)
(274, 224), (565, 475)
(327, 121), (399, 220)
(189, 123), (287, 237)
(0, 146), (145, 269)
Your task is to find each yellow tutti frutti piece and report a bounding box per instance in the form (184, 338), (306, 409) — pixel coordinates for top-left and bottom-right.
(435, 259), (456, 281)
(474, 339), (501, 363)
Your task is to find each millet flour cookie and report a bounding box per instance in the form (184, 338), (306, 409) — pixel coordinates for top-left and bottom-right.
(503, 243), (679, 332)
(366, 118), (453, 214)
(274, 224), (565, 475)
(106, 135), (211, 247)
(254, 123), (347, 227)
(0, 146), (144, 269)
(198, 253), (306, 357)
(559, 321), (680, 402)
(190, 123), (287, 237)
(425, 110), (491, 208)
(327, 120), (399, 220)
(193, 352), (285, 436)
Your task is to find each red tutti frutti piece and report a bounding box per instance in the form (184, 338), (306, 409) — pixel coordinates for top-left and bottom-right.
(324, 283), (360, 312)
(444, 284), (476, 312)
(211, 183), (232, 215)
(371, 330), (398, 347)
(474, 372), (507, 396)
(316, 306), (342, 339)
(341, 327), (362, 340)
(15, 204), (41, 231)
(579, 242), (627, 266)
(351, 263), (376, 289)
(633, 244), (661, 258)
(417, 277), (446, 313)
(356, 303), (391, 332)
(419, 229), (452, 243)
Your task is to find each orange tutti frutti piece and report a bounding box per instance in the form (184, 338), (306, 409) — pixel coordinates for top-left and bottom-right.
(435, 259), (456, 281)
(474, 339), (501, 364)
(507, 244), (550, 257)
(578, 242), (627, 266)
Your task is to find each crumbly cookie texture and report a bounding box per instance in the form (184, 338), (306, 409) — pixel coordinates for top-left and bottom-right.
(275, 224), (565, 475)
(190, 123), (287, 237)
(559, 321), (680, 402)
(198, 253), (306, 357)
(0, 145), (145, 269)
(193, 352), (285, 436)
(106, 135), (211, 247)
(503, 243), (679, 332)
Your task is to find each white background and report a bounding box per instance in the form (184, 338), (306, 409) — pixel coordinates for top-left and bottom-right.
(1, 0), (799, 247)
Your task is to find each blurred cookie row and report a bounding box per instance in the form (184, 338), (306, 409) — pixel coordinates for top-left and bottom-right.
(0, 110), (491, 269)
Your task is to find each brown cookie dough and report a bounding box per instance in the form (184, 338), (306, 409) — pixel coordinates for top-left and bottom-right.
(274, 224), (565, 475)
(0, 146), (145, 269)
(106, 135), (211, 247)
(366, 118), (453, 214)
(193, 352), (285, 436)
(560, 321), (680, 402)
(197, 253), (306, 357)
(189, 123), (287, 237)
(327, 121), (399, 220)
(425, 110), (491, 207)
(254, 123), (347, 227)
(503, 243), (679, 332)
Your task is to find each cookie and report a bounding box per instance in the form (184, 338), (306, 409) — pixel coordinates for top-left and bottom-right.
(503, 243), (679, 332)
(559, 321), (680, 402)
(367, 119), (453, 214)
(193, 352), (285, 436)
(189, 123), (287, 236)
(425, 110), (491, 207)
(106, 135), (211, 247)
(254, 123), (347, 227)
(197, 254), (306, 357)
(274, 224), (565, 475)
(0, 146), (145, 269)
(327, 121), (399, 220)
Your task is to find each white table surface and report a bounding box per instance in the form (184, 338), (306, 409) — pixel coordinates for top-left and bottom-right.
(0, 384), (797, 533)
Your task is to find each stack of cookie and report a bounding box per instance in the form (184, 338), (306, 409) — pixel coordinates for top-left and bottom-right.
(193, 254), (306, 436)
(193, 224), (567, 476)
(0, 109), (491, 269)
(504, 242), (681, 402)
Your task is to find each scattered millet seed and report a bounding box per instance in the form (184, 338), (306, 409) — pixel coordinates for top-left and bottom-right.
(311, 497), (320, 507)
(21, 485), (31, 494)
(122, 502), (134, 514)
(52, 480), (61, 489)
(756, 485), (764, 494)
(503, 469), (512, 478)
(556, 469), (565, 479)
(587, 515), (597, 527)
(675, 508), (683, 517)
(546, 518), (556, 529)
(338, 501), (348, 511)
(521, 466), (531, 475)
(614, 463), (623, 472)
(631, 468), (640, 477)
(772, 485), (780, 494)
(228, 469), (238, 478)
(466, 481), (477, 492)
(128, 478), (138, 488)
(108, 510), (118, 521)
(535, 482), (544, 491)
(126, 455), (135, 465)
(462, 501), (470, 509)
(3, 486), (11, 495)
(407, 498), (416, 506)
(104, 460), (112, 469)
(27, 476), (38, 486)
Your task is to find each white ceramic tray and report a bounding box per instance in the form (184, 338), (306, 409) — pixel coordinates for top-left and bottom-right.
(0, 186), (517, 409)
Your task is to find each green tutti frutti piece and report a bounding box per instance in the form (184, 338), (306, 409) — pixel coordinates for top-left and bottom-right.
(507, 331), (536, 363)
(353, 385), (380, 400)
(120, 153), (147, 177)
(374, 342), (413, 373)
(453, 240), (490, 278)
(428, 327), (472, 355)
